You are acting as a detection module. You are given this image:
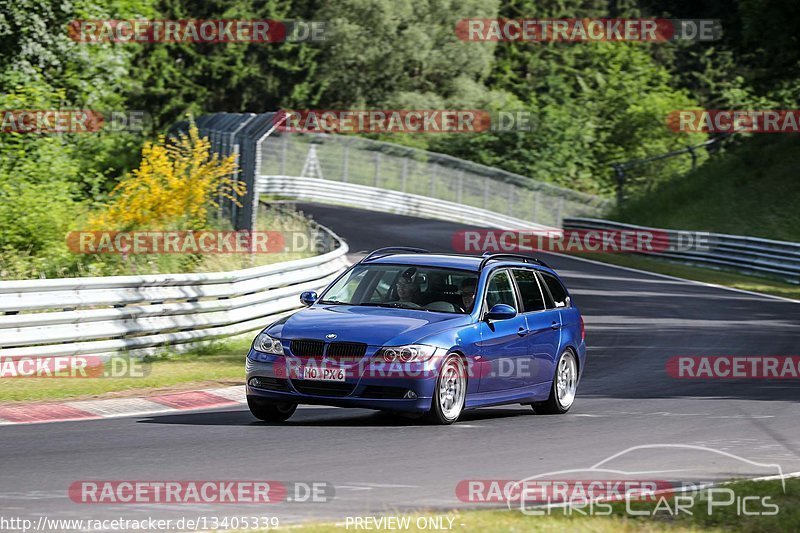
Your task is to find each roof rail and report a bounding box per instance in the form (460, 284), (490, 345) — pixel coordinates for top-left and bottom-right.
(479, 253), (549, 270)
(360, 247), (430, 263)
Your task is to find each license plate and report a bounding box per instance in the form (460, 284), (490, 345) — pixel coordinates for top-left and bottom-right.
(302, 366), (346, 381)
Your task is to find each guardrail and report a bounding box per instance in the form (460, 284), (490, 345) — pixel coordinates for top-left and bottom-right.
(0, 225), (349, 359)
(564, 218), (800, 284)
(259, 175), (556, 231)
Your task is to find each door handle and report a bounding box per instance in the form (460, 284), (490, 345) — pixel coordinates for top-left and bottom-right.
(551, 321), (561, 330)
(517, 327), (528, 336)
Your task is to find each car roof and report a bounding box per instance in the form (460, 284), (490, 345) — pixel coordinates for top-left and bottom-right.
(364, 253), (555, 274)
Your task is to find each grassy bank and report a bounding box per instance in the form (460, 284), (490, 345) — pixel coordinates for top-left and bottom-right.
(0, 201), (317, 280)
(613, 135), (800, 243)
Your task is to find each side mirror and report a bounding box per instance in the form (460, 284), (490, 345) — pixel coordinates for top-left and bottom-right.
(299, 291), (318, 307)
(484, 303), (517, 321)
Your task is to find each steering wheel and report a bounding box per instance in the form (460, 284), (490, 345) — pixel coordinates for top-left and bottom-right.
(386, 300), (423, 309)
(421, 301), (467, 313)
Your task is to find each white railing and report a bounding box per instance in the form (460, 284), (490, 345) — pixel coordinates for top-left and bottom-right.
(259, 175), (557, 231)
(0, 227), (349, 359)
(564, 218), (800, 283)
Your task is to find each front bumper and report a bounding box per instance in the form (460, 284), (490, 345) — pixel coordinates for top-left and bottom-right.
(245, 349), (439, 413)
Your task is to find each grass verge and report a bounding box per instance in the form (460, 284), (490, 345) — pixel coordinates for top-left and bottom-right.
(572, 252), (800, 300)
(0, 337), (249, 403)
(276, 477), (798, 532)
(612, 135), (800, 242)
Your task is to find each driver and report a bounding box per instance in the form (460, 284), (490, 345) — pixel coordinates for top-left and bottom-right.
(396, 274), (422, 305)
(459, 277), (477, 312)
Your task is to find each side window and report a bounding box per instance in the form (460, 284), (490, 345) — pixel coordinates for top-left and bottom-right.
(540, 272), (570, 308)
(512, 269), (546, 312)
(484, 270), (517, 310)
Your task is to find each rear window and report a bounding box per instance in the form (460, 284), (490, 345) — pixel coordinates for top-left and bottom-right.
(539, 272), (570, 308)
(512, 269), (546, 312)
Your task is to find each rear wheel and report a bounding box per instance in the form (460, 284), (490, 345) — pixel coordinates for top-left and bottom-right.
(423, 354), (466, 425)
(247, 397), (297, 422)
(533, 349), (578, 415)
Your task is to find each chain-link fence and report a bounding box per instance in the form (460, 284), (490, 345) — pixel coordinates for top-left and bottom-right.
(177, 113), (613, 230)
(172, 112), (284, 230)
(260, 133), (613, 228)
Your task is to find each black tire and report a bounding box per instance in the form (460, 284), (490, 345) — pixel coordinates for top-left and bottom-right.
(247, 397), (297, 422)
(423, 354), (467, 425)
(533, 349), (578, 415)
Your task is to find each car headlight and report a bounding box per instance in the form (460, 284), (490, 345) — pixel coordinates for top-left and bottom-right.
(253, 332), (284, 355)
(376, 344), (437, 363)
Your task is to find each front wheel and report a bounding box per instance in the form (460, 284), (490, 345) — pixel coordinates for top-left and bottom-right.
(423, 354), (466, 425)
(533, 349), (578, 415)
(247, 397), (297, 422)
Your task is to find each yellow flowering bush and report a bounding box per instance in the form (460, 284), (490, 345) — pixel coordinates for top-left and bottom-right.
(90, 124), (241, 230)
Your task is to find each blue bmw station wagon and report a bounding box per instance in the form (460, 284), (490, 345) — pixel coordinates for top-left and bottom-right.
(246, 248), (586, 424)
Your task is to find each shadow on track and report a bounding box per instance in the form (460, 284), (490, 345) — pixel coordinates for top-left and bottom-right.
(137, 406), (535, 427)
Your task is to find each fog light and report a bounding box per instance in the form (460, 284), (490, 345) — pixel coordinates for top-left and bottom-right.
(403, 390), (417, 399)
(249, 377), (262, 387)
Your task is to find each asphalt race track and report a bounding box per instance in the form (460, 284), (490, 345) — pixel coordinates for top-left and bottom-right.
(1, 203), (799, 526)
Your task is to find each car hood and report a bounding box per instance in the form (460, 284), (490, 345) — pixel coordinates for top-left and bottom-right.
(266, 304), (470, 346)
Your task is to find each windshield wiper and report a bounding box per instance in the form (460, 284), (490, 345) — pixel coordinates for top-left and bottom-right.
(318, 299), (351, 305)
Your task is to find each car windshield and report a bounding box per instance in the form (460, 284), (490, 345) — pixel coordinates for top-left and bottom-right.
(319, 264), (479, 314)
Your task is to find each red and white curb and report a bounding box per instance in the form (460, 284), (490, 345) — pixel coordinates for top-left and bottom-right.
(0, 386), (246, 426)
